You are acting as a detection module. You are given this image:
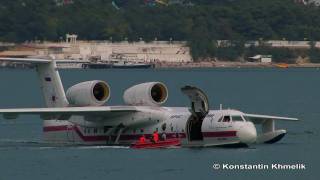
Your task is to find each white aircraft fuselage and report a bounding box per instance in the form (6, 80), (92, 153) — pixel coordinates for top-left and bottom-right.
(43, 107), (257, 147)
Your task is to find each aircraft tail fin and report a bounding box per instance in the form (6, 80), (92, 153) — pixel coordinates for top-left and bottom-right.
(0, 58), (69, 107)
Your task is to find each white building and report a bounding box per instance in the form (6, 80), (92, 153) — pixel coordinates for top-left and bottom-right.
(34, 40), (192, 63)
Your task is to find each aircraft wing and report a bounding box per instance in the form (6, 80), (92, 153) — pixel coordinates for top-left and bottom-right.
(244, 113), (298, 124)
(0, 106), (138, 120)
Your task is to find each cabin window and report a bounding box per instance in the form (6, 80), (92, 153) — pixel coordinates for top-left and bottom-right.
(161, 123), (167, 131)
(140, 129), (144, 133)
(45, 77), (51, 82)
(133, 129), (136, 134)
(94, 128), (98, 134)
(232, 116), (244, 122)
(171, 126), (174, 132)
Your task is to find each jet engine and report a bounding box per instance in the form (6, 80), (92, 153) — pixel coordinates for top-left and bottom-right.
(123, 82), (168, 106)
(66, 80), (110, 106)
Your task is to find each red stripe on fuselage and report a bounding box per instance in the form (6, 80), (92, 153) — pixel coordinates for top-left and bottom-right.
(43, 125), (235, 142)
(43, 125), (185, 142)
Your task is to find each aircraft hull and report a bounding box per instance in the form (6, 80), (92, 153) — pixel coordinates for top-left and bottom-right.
(42, 116), (245, 147)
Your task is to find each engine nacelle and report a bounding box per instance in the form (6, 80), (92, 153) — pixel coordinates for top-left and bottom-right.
(66, 80), (110, 106)
(123, 82), (168, 106)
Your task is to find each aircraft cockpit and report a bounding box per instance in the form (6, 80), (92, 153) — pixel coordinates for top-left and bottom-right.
(218, 115), (246, 122)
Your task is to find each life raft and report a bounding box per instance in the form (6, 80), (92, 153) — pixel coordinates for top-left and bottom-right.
(130, 138), (181, 149)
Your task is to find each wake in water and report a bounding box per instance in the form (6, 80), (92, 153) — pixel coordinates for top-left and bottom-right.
(73, 145), (130, 150)
(0, 139), (53, 150)
(0, 138), (129, 151)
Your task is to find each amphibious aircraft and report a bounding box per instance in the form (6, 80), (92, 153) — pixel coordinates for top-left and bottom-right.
(0, 58), (298, 147)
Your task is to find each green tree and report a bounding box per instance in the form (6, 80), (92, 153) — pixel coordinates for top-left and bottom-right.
(309, 41), (320, 63)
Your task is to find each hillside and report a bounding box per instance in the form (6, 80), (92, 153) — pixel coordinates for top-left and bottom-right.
(1, 0), (320, 61)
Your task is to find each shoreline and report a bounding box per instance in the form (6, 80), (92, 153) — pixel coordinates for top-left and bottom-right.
(154, 61), (320, 69)
(2, 60), (320, 69)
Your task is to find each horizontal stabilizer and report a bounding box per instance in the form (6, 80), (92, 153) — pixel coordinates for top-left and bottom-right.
(244, 113), (298, 124)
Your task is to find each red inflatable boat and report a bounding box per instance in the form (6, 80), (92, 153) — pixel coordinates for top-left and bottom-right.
(131, 138), (181, 149)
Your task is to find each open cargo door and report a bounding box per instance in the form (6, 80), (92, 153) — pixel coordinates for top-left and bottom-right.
(181, 86), (209, 141)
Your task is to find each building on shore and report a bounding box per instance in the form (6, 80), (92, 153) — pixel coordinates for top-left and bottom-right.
(217, 40), (320, 49)
(3, 37), (320, 69)
(31, 39), (192, 63)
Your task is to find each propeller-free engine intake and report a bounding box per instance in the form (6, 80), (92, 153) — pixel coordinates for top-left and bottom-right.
(123, 82), (168, 106)
(66, 80), (110, 106)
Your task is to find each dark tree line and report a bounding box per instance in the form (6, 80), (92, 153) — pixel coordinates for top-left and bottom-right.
(1, 0), (320, 60)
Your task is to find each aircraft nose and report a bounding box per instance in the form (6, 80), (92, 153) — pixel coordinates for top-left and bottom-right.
(237, 122), (257, 144)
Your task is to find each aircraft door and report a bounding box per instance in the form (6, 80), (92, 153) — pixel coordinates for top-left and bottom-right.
(181, 86), (209, 141)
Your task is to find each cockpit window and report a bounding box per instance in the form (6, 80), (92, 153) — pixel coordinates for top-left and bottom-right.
(222, 116), (231, 122)
(232, 116), (244, 122)
(243, 116), (251, 121)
